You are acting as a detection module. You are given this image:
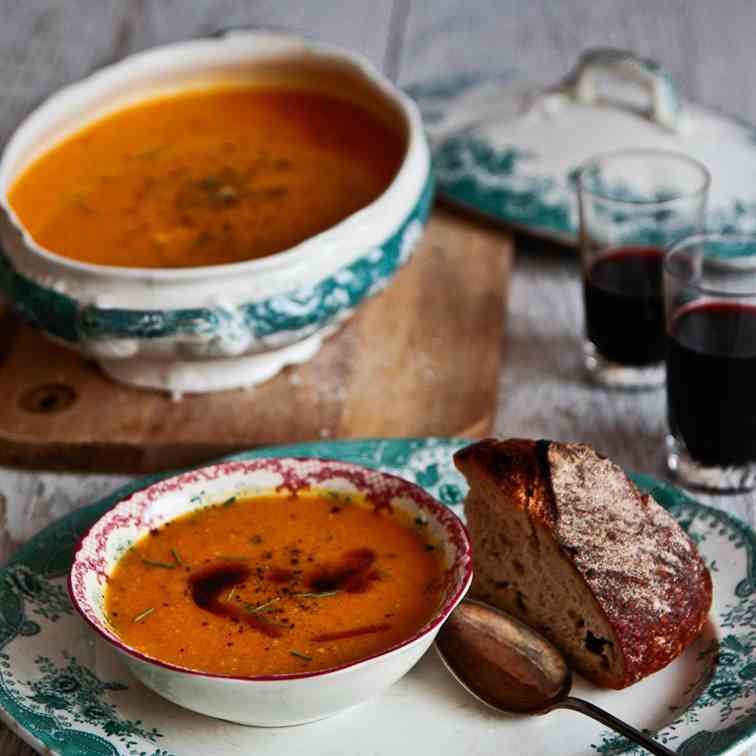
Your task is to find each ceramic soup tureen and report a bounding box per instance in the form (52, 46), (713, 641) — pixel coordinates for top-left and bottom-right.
(0, 31), (432, 394)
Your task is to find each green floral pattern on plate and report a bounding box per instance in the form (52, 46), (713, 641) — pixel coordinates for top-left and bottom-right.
(1, 438), (755, 755)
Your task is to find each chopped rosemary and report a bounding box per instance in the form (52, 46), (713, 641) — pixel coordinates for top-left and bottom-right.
(244, 597), (280, 614)
(135, 144), (167, 160)
(171, 548), (186, 567)
(240, 603), (285, 629)
(293, 591), (340, 599)
(227, 587), (237, 603)
(133, 607), (154, 623)
(221, 496), (236, 507)
(191, 231), (213, 250)
(290, 650), (312, 661)
(142, 559), (176, 569)
(423, 578), (442, 595)
(244, 605), (279, 614)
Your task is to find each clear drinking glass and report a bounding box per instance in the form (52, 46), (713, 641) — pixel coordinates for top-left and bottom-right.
(665, 234), (756, 492)
(577, 149), (710, 389)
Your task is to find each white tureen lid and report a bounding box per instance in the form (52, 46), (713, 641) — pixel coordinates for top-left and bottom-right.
(408, 48), (756, 245)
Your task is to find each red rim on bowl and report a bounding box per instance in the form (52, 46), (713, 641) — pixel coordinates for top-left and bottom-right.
(68, 457), (473, 682)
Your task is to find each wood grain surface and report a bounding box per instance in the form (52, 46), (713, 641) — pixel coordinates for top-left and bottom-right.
(0, 208), (511, 472)
(2, 1), (756, 754)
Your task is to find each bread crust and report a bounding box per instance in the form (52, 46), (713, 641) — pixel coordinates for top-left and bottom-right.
(454, 438), (713, 689)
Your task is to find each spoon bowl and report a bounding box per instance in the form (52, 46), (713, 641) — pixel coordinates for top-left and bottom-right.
(436, 598), (676, 756)
(435, 596), (571, 713)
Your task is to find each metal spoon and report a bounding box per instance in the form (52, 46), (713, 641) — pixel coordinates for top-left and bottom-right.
(435, 598), (675, 756)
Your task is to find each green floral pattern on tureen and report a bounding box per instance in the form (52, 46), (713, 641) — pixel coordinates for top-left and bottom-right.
(0, 178), (432, 349)
(1, 438), (755, 755)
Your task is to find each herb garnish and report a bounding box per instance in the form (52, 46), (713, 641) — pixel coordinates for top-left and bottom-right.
(293, 591), (340, 599)
(171, 548), (186, 567)
(423, 578), (442, 595)
(243, 597), (281, 614)
(142, 559), (176, 569)
(227, 587), (237, 603)
(240, 601), (285, 631)
(133, 607), (155, 623)
(290, 650), (312, 661)
(221, 496), (236, 507)
(135, 145), (167, 160)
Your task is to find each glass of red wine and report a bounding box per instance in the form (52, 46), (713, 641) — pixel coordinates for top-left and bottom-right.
(665, 234), (756, 491)
(577, 149), (710, 389)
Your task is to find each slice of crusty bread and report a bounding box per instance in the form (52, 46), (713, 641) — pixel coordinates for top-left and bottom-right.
(454, 438), (712, 689)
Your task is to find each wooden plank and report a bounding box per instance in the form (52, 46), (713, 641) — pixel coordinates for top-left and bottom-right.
(0, 1), (395, 145)
(0, 729), (36, 756)
(0, 2), (132, 145)
(0, 208), (512, 473)
(136, 0), (394, 69)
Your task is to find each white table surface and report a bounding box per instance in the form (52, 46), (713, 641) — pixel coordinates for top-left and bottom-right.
(2, 1), (756, 753)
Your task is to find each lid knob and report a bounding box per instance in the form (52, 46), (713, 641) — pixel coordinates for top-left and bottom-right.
(561, 48), (681, 132)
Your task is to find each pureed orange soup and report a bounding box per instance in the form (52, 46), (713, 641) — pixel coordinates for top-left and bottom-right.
(8, 86), (404, 268)
(104, 492), (443, 676)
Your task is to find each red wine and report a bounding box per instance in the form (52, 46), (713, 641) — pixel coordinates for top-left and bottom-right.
(583, 246), (665, 366)
(667, 303), (756, 467)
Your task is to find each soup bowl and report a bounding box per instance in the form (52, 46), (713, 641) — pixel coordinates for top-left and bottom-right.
(68, 457), (472, 726)
(0, 31), (432, 394)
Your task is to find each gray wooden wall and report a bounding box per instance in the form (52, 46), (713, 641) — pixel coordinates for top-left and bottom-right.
(3, 0), (756, 147)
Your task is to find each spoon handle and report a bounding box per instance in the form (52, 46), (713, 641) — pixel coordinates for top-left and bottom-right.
(557, 697), (676, 756)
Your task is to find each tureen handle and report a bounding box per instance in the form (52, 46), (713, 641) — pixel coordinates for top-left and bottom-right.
(561, 48), (681, 132)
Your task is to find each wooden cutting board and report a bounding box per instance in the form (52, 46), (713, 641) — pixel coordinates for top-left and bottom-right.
(0, 207), (512, 473)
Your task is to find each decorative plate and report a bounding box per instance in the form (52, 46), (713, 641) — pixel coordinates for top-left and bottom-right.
(1, 437), (755, 756)
(408, 48), (756, 246)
